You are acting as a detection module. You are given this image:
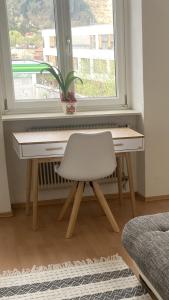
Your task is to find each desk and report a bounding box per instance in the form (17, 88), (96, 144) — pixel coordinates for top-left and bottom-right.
(13, 127), (144, 230)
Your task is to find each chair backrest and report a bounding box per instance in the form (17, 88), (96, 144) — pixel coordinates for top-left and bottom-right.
(57, 131), (117, 181)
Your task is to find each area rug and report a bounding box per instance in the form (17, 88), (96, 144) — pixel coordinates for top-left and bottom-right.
(0, 255), (152, 299)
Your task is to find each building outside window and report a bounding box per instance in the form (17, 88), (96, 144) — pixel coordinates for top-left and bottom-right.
(109, 34), (113, 49)
(99, 35), (109, 49)
(80, 58), (90, 74)
(73, 58), (78, 71)
(49, 36), (57, 48)
(90, 35), (96, 49)
(93, 59), (107, 74)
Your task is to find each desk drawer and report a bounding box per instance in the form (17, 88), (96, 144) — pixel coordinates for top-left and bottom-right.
(19, 138), (144, 158)
(22, 142), (66, 158)
(114, 138), (143, 152)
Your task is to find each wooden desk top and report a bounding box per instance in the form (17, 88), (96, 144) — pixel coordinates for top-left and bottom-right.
(13, 128), (144, 145)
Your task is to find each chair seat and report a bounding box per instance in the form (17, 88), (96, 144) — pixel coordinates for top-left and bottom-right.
(56, 164), (113, 181)
(55, 132), (117, 182)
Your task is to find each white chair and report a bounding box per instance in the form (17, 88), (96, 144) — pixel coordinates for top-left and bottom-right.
(56, 131), (120, 238)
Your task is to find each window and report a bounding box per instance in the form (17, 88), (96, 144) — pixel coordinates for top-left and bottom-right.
(99, 35), (109, 49)
(93, 60), (107, 74)
(73, 58), (78, 71)
(49, 37), (57, 48)
(0, 0), (126, 113)
(90, 36), (96, 49)
(98, 35), (113, 50)
(81, 58), (90, 74)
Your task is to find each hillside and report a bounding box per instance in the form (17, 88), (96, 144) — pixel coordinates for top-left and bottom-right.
(7, 0), (113, 33)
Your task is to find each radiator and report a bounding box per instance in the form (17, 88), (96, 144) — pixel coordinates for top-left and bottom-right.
(38, 160), (128, 190)
(30, 122), (129, 190)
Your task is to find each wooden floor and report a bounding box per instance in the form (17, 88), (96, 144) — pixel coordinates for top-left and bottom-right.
(0, 196), (169, 273)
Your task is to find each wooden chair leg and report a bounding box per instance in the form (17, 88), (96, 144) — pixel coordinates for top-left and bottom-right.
(89, 181), (105, 216)
(30, 159), (39, 231)
(58, 182), (78, 221)
(92, 181), (120, 233)
(89, 181), (98, 200)
(25, 160), (32, 216)
(66, 182), (84, 239)
(125, 152), (136, 217)
(116, 155), (123, 205)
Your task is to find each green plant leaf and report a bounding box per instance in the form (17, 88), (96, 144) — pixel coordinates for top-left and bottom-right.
(54, 67), (67, 96)
(65, 76), (83, 95)
(48, 67), (63, 89)
(65, 71), (75, 83)
(40, 64), (82, 98)
(56, 67), (65, 83)
(64, 71), (75, 95)
(41, 65), (65, 93)
(40, 62), (54, 69)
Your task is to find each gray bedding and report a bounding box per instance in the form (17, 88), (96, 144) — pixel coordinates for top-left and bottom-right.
(122, 213), (169, 300)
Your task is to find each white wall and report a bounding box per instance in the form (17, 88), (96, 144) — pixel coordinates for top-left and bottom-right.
(0, 85), (11, 213)
(0, 120), (11, 212)
(128, 0), (169, 198)
(127, 0), (145, 196)
(142, 0), (169, 197)
(0, 25), (11, 213)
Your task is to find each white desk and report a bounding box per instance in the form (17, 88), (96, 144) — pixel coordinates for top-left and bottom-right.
(13, 127), (144, 230)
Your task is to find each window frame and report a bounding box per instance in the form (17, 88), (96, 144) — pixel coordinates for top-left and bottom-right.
(0, 0), (127, 114)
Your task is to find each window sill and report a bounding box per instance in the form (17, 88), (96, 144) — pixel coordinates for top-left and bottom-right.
(1, 109), (141, 122)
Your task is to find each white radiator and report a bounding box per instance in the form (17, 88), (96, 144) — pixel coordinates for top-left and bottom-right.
(38, 160), (128, 190)
(29, 123), (128, 190)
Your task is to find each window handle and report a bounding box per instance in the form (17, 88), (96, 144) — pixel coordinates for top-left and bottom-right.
(66, 38), (71, 55)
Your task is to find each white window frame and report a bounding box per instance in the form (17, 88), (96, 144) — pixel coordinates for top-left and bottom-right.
(0, 0), (127, 114)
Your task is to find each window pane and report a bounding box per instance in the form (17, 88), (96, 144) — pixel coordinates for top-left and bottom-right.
(70, 0), (116, 98)
(6, 0), (59, 101)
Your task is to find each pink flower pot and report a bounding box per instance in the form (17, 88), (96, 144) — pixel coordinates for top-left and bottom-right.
(61, 101), (76, 114)
(60, 91), (77, 114)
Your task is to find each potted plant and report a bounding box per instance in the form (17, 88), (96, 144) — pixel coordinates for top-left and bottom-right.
(41, 63), (83, 114)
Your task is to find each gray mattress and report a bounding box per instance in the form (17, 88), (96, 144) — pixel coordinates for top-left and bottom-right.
(122, 212), (169, 300)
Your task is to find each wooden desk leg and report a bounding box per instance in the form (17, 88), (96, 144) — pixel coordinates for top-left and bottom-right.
(125, 152), (136, 217)
(116, 155), (123, 205)
(30, 159), (39, 231)
(26, 160), (32, 216)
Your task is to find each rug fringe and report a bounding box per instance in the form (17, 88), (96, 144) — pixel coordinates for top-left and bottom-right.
(0, 254), (123, 277)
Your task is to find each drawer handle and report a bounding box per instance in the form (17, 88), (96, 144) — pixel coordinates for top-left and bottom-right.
(114, 143), (124, 147)
(46, 147), (63, 151)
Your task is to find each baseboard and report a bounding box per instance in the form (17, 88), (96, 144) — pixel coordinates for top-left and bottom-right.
(9, 192), (169, 211)
(0, 211), (13, 218)
(12, 192), (131, 209)
(146, 194), (169, 202)
(136, 192), (169, 202)
(135, 193), (145, 201)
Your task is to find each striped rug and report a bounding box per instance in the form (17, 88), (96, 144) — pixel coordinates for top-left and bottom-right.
(0, 255), (152, 299)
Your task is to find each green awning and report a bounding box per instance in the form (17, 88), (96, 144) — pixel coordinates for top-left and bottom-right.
(12, 63), (47, 73)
